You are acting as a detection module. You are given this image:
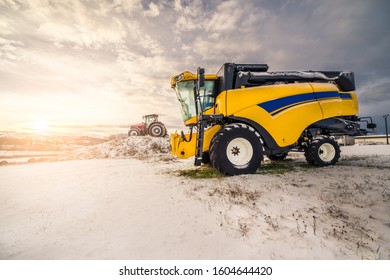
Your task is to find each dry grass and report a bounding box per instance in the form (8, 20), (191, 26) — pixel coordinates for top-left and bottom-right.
(208, 184), (261, 205)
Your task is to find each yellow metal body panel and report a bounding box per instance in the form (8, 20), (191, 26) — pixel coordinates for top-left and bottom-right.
(226, 83), (316, 117)
(170, 125), (221, 159)
(214, 91), (227, 116)
(223, 82), (358, 147)
(309, 83), (342, 118)
(224, 83), (320, 147)
(341, 91), (359, 116)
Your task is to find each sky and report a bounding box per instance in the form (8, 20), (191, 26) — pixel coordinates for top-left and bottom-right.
(1, 0), (389, 136)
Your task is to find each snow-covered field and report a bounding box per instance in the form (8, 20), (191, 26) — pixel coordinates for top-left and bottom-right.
(0, 136), (389, 259)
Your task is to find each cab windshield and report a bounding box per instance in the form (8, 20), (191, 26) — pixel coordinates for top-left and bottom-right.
(175, 80), (216, 122)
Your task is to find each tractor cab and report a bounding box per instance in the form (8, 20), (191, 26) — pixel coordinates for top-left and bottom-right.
(143, 114), (158, 128)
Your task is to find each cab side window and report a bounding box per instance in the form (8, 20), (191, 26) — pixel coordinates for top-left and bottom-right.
(201, 80), (216, 110)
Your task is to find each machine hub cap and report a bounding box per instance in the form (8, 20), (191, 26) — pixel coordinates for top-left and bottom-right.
(318, 143), (336, 162)
(231, 146), (240, 156)
(226, 138), (253, 166)
(152, 127), (162, 134)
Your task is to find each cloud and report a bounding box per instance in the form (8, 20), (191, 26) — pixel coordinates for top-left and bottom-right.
(26, 2), (128, 50)
(0, 14), (13, 35)
(0, 0), (21, 10)
(143, 2), (159, 17)
(110, 0), (142, 16)
(0, 37), (25, 65)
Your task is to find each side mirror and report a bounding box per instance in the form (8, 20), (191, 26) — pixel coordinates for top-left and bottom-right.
(198, 67), (205, 88)
(359, 117), (377, 131)
(367, 123), (377, 129)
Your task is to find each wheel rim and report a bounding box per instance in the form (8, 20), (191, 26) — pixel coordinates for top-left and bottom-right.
(152, 126), (162, 135)
(318, 143), (336, 162)
(226, 137), (253, 166)
(129, 130), (138, 136)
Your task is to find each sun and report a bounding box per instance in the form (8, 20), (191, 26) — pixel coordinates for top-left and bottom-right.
(32, 120), (49, 131)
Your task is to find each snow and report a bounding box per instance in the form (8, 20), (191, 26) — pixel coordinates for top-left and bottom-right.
(65, 135), (172, 161)
(0, 137), (389, 259)
(245, 70), (340, 80)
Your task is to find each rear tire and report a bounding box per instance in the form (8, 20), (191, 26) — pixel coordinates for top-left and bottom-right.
(128, 128), (141, 136)
(304, 137), (340, 167)
(148, 122), (167, 137)
(210, 123), (263, 175)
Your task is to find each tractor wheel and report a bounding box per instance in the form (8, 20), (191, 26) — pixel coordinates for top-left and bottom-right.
(210, 123), (263, 175)
(148, 122), (167, 137)
(128, 128), (141, 136)
(304, 137), (341, 167)
(268, 153), (288, 161)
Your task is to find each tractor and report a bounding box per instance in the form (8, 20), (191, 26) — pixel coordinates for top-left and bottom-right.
(128, 114), (167, 137)
(170, 63), (376, 175)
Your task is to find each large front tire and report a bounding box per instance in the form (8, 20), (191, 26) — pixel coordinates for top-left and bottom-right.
(210, 123), (263, 175)
(304, 137), (341, 167)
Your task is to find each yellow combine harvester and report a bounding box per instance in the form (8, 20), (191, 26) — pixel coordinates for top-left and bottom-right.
(170, 63), (376, 175)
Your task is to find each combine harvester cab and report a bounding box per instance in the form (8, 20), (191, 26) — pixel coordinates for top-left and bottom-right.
(170, 63), (376, 175)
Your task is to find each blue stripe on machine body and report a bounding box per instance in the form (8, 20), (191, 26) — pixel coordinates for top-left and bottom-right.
(314, 91), (340, 100)
(258, 92), (315, 114)
(258, 91), (351, 116)
(339, 93), (352, 99)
